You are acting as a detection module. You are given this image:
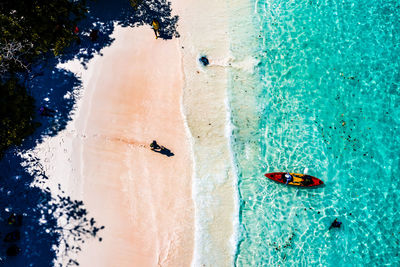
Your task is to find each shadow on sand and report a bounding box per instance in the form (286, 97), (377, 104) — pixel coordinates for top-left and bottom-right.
(152, 147), (175, 157)
(0, 0), (179, 266)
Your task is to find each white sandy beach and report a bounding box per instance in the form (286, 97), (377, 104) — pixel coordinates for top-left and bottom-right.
(27, 0), (239, 266)
(73, 26), (195, 267)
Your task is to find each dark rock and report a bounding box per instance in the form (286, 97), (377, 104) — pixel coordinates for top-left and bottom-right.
(199, 56), (209, 66)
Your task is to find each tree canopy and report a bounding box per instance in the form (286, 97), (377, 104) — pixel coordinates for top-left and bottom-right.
(0, 79), (38, 158)
(0, 0), (87, 78)
(0, 0), (88, 157)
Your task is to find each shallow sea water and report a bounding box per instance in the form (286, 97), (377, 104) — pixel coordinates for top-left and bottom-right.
(229, 0), (400, 265)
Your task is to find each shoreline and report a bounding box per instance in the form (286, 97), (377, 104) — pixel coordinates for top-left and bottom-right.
(175, 0), (238, 265)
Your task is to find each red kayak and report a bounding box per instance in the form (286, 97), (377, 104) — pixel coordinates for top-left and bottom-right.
(265, 172), (323, 187)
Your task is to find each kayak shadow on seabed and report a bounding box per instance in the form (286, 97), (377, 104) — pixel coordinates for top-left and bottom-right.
(0, 0), (179, 266)
(268, 179), (326, 190)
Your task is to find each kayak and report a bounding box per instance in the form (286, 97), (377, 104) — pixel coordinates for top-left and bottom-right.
(265, 172), (323, 187)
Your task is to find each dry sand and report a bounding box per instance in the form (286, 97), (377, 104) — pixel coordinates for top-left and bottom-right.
(76, 26), (194, 266)
(28, 0), (239, 265)
(62, 26), (194, 267)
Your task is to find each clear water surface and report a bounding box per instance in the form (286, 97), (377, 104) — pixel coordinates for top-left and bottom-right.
(229, 0), (400, 265)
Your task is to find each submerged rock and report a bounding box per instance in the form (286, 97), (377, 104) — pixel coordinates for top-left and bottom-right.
(199, 56), (209, 66)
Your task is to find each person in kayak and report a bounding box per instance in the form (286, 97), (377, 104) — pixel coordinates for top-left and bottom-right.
(329, 218), (342, 230)
(285, 173), (293, 185)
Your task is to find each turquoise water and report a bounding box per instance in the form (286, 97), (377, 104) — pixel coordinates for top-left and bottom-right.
(230, 0), (400, 265)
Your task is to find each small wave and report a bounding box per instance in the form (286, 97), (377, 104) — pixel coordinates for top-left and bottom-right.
(230, 56), (259, 74)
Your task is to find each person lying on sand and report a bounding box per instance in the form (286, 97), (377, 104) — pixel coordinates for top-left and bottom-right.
(150, 140), (161, 151)
(150, 140), (174, 157)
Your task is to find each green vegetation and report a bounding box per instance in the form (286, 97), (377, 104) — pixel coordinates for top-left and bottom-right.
(0, 79), (38, 157)
(0, 0), (87, 75)
(129, 0), (143, 9)
(0, 0), (88, 157)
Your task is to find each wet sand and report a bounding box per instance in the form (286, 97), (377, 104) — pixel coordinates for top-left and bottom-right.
(175, 0), (238, 265)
